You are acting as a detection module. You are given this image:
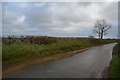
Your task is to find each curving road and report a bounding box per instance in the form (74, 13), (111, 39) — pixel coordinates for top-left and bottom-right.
(5, 43), (116, 78)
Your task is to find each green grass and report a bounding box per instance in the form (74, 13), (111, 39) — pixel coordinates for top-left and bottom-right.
(109, 42), (120, 78)
(2, 38), (115, 65)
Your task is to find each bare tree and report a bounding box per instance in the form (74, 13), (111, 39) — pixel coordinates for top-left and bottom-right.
(93, 19), (112, 39)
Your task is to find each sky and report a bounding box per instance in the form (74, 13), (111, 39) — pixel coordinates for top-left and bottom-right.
(2, 2), (118, 38)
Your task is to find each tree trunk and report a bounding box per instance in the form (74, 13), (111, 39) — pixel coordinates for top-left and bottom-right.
(99, 29), (101, 39)
(100, 29), (103, 39)
(100, 34), (103, 39)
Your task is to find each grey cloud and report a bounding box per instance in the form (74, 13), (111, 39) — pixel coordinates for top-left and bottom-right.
(2, 2), (118, 38)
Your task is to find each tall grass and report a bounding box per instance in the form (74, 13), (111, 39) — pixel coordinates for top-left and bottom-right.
(2, 36), (116, 65)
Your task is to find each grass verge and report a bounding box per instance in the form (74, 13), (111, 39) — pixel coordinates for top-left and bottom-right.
(109, 42), (120, 78)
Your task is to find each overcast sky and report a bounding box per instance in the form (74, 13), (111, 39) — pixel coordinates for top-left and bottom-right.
(2, 2), (118, 38)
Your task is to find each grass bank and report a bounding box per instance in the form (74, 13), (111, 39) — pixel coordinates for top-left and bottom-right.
(109, 42), (120, 78)
(2, 36), (115, 65)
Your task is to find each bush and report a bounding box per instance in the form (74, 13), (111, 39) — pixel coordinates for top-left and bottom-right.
(2, 36), (57, 45)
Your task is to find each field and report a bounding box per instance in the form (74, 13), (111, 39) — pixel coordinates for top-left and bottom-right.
(2, 36), (116, 65)
(109, 41), (120, 78)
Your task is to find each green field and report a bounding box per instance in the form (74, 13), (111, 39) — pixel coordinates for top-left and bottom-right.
(109, 42), (120, 78)
(2, 36), (116, 65)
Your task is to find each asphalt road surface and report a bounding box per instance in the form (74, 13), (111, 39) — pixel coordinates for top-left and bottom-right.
(5, 43), (116, 78)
